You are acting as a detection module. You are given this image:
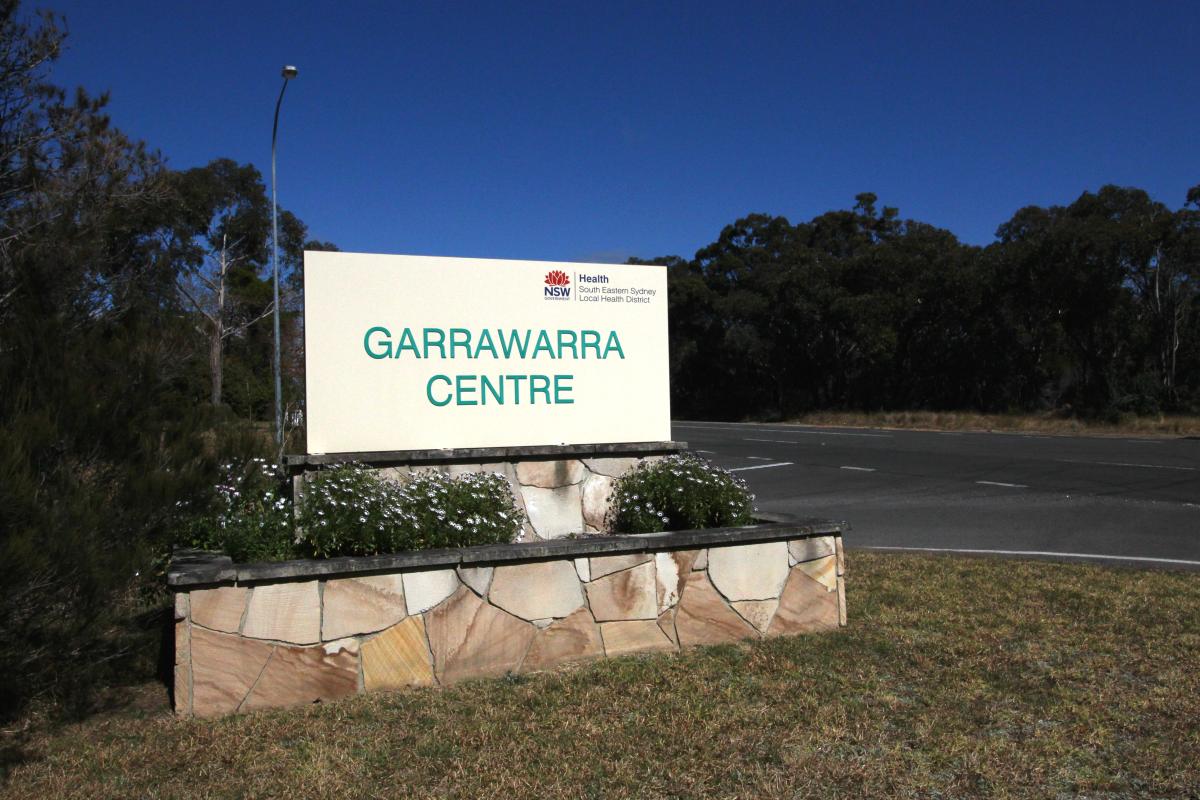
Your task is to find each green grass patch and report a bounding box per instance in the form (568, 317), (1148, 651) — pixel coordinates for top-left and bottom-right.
(3, 553), (1198, 798)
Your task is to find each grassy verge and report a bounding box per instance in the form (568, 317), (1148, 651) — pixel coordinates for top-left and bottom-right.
(3, 552), (1198, 798)
(783, 409), (1200, 436)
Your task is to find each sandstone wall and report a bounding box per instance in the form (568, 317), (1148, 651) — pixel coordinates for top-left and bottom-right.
(172, 532), (846, 717)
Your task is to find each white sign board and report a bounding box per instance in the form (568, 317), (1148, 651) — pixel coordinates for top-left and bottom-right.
(303, 251), (670, 453)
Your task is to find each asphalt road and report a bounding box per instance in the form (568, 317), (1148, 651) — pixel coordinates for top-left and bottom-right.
(672, 421), (1200, 569)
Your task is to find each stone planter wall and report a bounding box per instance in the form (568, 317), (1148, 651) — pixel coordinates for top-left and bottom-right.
(169, 518), (847, 717)
(287, 442), (685, 541)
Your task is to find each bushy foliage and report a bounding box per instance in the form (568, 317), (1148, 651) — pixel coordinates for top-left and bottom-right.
(179, 458), (295, 562)
(294, 464), (525, 558)
(607, 454), (755, 534)
(658, 188), (1200, 420)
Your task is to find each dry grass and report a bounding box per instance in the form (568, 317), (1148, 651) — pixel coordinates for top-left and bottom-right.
(3, 553), (1199, 799)
(784, 410), (1200, 437)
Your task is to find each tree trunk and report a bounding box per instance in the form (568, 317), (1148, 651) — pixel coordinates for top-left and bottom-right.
(209, 322), (223, 406)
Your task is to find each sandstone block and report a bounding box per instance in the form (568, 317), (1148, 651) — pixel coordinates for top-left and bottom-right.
(174, 620), (191, 714)
(362, 616), (434, 691)
(707, 541), (789, 602)
(322, 575), (407, 640)
(580, 473), (615, 530)
(589, 552), (651, 580)
(190, 627), (274, 717)
(488, 560), (584, 621)
(241, 640), (359, 712)
(242, 581), (320, 644)
(693, 549), (708, 570)
(656, 609), (678, 646)
(403, 569), (460, 615)
(674, 571), (757, 647)
(174, 592), (189, 621)
(581, 457), (639, 478)
(190, 586), (249, 633)
(655, 550), (697, 613)
(457, 565), (494, 596)
(515, 459), (585, 488)
(586, 560), (657, 621)
(521, 608), (603, 672)
(768, 566), (839, 636)
(796, 555), (837, 592)
(788, 536), (836, 566)
(837, 575), (847, 626)
(426, 587), (536, 684)
(600, 620), (676, 657)
(732, 599), (779, 634)
(574, 557), (591, 582)
(835, 536), (845, 576)
(523, 484), (584, 539)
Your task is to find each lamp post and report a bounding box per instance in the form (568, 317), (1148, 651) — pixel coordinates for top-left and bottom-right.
(271, 64), (298, 468)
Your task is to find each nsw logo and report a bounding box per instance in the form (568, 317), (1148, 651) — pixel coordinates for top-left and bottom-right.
(544, 269), (571, 299)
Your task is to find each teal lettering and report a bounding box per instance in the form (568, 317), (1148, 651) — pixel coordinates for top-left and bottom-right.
(426, 374), (452, 406)
(364, 326), (392, 359)
(449, 328), (472, 359)
(498, 329), (530, 358)
(530, 374), (552, 404)
(554, 374), (574, 404)
(556, 329), (578, 359)
(395, 327), (420, 358)
(455, 374), (478, 405)
(581, 329), (601, 358)
(532, 329), (555, 359)
(423, 328), (446, 359)
(475, 329), (498, 359)
(505, 374), (527, 404)
(481, 374), (504, 404)
(603, 331), (625, 359)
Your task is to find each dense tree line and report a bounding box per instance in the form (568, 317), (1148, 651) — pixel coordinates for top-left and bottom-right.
(0, 3), (320, 718)
(644, 189), (1199, 420)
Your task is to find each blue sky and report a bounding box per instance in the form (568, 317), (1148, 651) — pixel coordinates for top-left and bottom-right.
(44, 0), (1200, 262)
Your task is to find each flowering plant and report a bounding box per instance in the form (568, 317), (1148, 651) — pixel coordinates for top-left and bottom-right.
(180, 457), (295, 562)
(607, 453), (755, 533)
(296, 464), (525, 558)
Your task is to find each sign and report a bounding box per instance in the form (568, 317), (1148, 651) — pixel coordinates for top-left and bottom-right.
(303, 251), (670, 453)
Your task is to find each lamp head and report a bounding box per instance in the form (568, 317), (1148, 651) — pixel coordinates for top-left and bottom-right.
(281, 65), (298, 79)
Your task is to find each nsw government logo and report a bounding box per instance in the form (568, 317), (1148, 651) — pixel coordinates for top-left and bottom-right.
(544, 269), (571, 300)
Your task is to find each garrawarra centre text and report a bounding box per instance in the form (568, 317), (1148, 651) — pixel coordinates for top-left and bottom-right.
(363, 326), (626, 407)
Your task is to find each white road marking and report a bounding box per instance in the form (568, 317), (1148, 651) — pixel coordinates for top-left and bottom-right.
(860, 545), (1200, 568)
(728, 462), (794, 472)
(695, 449), (715, 454)
(676, 422), (891, 438)
(746, 456), (772, 461)
(840, 466), (876, 472)
(975, 480), (1028, 488)
(1056, 459), (1196, 472)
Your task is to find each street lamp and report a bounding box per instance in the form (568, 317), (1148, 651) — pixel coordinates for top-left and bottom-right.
(271, 64), (297, 467)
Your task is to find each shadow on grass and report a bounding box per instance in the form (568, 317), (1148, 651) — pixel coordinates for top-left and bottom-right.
(0, 602), (172, 783)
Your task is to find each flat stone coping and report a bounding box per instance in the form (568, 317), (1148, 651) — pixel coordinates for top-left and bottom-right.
(167, 513), (846, 588)
(284, 441), (688, 471)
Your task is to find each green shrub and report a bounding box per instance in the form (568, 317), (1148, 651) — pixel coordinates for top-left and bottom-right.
(607, 454), (755, 533)
(179, 457), (296, 562)
(297, 464), (524, 558)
